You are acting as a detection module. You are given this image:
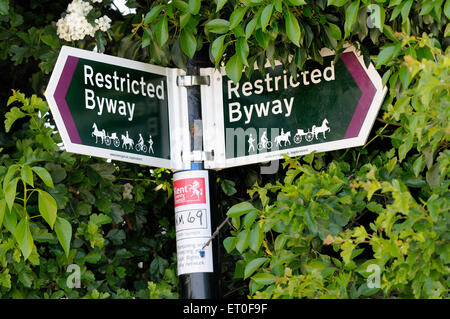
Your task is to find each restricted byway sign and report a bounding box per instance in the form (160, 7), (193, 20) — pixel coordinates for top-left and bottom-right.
(45, 46), (190, 170)
(201, 46), (387, 169)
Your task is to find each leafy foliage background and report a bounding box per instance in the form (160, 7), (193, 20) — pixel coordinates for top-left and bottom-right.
(0, 0), (448, 298)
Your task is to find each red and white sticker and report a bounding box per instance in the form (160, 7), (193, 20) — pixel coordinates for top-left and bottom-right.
(173, 170), (213, 275)
(173, 177), (206, 207)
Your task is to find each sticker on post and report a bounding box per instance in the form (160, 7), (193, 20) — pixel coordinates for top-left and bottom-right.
(173, 170), (213, 275)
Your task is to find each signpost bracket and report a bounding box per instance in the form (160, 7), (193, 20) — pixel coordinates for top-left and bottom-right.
(183, 150), (214, 162)
(177, 75), (210, 87)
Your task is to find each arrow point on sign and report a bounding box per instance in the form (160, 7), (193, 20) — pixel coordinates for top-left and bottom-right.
(53, 55), (82, 144)
(341, 52), (377, 139)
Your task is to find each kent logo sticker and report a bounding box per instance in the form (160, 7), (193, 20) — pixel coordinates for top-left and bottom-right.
(173, 177), (206, 207)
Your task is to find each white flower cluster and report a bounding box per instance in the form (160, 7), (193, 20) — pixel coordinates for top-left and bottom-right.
(95, 15), (112, 32)
(56, 0), (111, 41)
(123, 183), (134, 200)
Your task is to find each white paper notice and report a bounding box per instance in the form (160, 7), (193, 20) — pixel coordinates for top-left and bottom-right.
(173, 170), (213, 275)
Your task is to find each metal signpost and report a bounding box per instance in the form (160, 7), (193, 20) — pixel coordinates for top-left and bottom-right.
(46, 45), (386, 300)
(174, 57), (219, 299)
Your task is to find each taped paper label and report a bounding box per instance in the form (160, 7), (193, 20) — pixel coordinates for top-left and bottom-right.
(173, 170), (213, 275)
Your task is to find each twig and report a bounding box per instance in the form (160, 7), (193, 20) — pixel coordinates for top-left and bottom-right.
(355, 152), (361, 171)
(376, 117), (402, 127)
(223, 285), (248, 298)
(201, 216), (230, 251)
(227, 218), (237, 232)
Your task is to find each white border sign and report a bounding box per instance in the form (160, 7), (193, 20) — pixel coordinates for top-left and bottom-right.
(45, 46), (191, 170)
(200, 46), (387, 169)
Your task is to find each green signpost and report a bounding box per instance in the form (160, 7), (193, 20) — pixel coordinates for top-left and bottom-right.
(46, 46), (386, 171)
(46, 45), (386, 299)
(201, 46), (387, 169)
(45, 46), (191, 170)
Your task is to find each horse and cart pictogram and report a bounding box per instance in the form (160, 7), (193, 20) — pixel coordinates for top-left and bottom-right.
(91, 123), (154, 154)
(254, 118), (331, 151)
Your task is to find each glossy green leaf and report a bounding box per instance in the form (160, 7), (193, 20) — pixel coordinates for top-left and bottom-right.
(286, 0), (306, 5)
(388, 0), (402, 7)
(55, 217), (72, 257)
(180, 29), (197, 58)
(382, 68), (392, 87)
(2, 205), (17, 235)
(155, 15), (169, 47)
(216, 0), (228, 12)
(180, 12), (191, 29)
(236, 37), (249, 67)
(382, 24), (398, 42)
(251, 272), (276, 285)
(284, 9), (301, 46)
(274, 0), (282, 11)
(90, 213), (112, 226)
(142, 28), (151, 48)
(376, 42), (401, 66)
(31, 166), (54, 188)
(254, 29), (270, 49)
(3, 164), (19, 191)
(229, 7), (248, 30)
(21, 165), (34, 187)
(401, 0), (413, 23)
(245, 17), (258, 39)
(211, 34), (226, 65)
(413, 155), (424, 177)
(444, 23), (450, 37)
(445, 0), (450, 19)
(4, 107), (26, 133)
(398, 136), (413, 162)
(328, 22), (341, 40)
(227, 201), (256, 218)
(340, 241), (355, 264)
(344, 0), (360, 39)
(206, 19), (229, 34)
(188, 0), (201, 15)
(243, 209), (258, 228)
(41, 34), (59, 49)
(274, 234), (288, 252)
(221, 178), (237, 196)
(0, 199), (6, 229)
(223, 236), (236, 253)
(95, 30), (106, 53)
(172, 0), (188, 11)
(249, 223), (263, 253)
(327, 0), (348, 7)
(235, 229), (249, 253)
(144, 5), (163, 24)
(260, 4), (273, 30)
(38, 190), (57, 229)
(390, 0), (405, 21)
(225, 53), (243, 83)
(4, 178), (18, 211)
(15, 218), (33, 260)
(244, 257), (268, 279)
(399, 65), (411, 90)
